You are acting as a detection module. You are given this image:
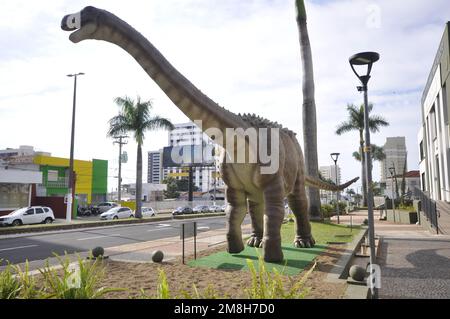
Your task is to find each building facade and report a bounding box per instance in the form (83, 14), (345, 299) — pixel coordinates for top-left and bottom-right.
(380, 137), (408, 182)
(418, 22), (450, 201)
(161, 122), (224, 193)
(319, 165), (341, 204)
(147, 150), (163, 184)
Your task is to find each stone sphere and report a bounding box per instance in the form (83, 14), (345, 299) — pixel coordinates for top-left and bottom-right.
(349, 265), (366, 281)
(91, 246), (104, 258)
(152, 250), (164, 263)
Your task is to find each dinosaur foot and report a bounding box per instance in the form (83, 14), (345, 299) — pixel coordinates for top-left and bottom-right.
(262, 238), (284, 263)
(227, 238), (245, 254)
(246, 236), (263, 248)
(293, 235), (316, 248)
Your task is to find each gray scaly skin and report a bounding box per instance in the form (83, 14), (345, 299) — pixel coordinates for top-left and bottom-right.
(61, 7), (358, 262)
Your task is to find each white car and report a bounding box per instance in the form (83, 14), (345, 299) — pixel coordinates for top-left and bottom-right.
(100, 207), (134, 220)
(135, 207), (157, 217)
(0, 206), (55, 226)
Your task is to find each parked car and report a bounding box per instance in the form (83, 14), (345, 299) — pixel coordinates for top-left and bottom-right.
(220, 204), (227, 212)
(134, 207), (157, 217)
(0, 206), (55, 226)
(172, 206), (193, 216)
(95, 202), (119, 213)
(193, 205), (210, 213)
(100, 207), (133, 220)
(209, 205), (223, 213)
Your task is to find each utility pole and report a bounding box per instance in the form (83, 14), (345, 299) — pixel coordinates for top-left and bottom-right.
(113, 135), (128, 202)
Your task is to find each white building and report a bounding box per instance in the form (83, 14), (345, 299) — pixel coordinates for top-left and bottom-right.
(319, 165), (341, 204)
(384, 170), (420, 200)
(380, 137), (407, 182)
(162, 122), (224, 193)
(418, 22), (450, 201)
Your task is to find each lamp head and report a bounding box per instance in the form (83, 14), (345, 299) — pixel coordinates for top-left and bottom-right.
(330, 152), (340, 162)
(349, 51), (380, 85)
(388, 167), (395, 176)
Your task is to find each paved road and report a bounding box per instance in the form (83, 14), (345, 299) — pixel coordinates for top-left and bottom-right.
(0, 216), (251, 265)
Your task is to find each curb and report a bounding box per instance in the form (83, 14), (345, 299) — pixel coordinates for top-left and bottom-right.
(0, 213), (226, 237)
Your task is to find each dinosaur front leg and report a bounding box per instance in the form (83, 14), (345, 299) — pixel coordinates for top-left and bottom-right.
(288, 177), (315, 248)
(246, 199), (264, 248)
(226, 187), (247, 254)
(262, 178), (285, 262)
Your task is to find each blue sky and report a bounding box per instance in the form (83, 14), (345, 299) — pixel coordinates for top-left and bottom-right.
(1, 0), (449, 192)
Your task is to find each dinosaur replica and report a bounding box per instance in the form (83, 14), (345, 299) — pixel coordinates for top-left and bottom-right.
(61, 7), (358, 262)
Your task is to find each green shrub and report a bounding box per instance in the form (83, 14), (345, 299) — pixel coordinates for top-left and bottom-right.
(13, 261), (40, 299)
(245, 255), (314, 299)
(0, 262), (21, 299)
(39, 253), (123, 299)
(155, 268), (171, 299)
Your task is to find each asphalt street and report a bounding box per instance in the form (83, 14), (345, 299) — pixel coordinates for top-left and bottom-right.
(0, 216), (251, 265)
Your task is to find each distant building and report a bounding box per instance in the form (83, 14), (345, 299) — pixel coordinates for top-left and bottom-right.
(319, 165), (341, 204)
(380, 137), (407, 182)
(147, 150), (163, 184)
(418, 22), (450, 201)
(162, 122), (225, 193)
(0, 145), (108, 217)
(384, 170), (420, 199)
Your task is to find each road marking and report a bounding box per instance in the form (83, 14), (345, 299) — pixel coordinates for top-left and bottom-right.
(77, 234), (120, 241)
(0, 244), (38, 252)
(156, 224), (171, 228)
(198, 226), (210, 230)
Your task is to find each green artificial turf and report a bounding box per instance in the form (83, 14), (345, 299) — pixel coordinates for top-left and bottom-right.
(188, 244), (326, 276)
(188, 221), (360, 276)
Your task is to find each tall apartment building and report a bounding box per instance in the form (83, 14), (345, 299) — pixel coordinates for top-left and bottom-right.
(147, 150), (163, 184)
(380, 137), (408, 182)
(319, 165), (341, 204)
(418, 22), (450, 201)
(148, 122), (224, 193)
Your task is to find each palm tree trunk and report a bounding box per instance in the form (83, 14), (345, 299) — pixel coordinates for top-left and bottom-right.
(135, 143), (143, 218)
(296, 0), (321, 219)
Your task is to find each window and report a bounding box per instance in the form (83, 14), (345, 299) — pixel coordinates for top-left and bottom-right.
(429, 105), (437, 140)
(43, 208), (49, 213)
(25, 209), (34, 215)
(419, 141), (424, 161)
(48, 170), (59, 182)
(35, 208), (44, 214)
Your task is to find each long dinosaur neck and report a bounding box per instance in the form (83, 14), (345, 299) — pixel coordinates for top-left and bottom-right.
(85, 10), (248, 136)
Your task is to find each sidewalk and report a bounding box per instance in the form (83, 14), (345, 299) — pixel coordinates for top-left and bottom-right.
(334, 209), (450, 299)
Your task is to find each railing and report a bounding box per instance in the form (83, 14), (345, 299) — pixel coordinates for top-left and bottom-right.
(415, 187), (439, 234)
(39, 177), (69, 189)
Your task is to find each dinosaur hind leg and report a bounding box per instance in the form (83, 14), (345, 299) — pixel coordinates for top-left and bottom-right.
(288, 175), (315, 248)
(226, 187), (247, 254)
(246, 198), (264, 248)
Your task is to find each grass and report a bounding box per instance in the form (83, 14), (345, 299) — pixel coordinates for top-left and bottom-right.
(189, 221), (359, 275)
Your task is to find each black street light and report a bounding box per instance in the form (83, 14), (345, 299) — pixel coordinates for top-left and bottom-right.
(330, 152), (340, 224)
(66, 72), (84, 223)
(349, 51), (379, 299)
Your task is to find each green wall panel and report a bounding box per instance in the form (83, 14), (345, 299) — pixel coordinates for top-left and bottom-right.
(92, 159), (108, 195)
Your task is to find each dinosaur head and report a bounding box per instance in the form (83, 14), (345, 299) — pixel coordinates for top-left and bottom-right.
(61, 6), (103, 43)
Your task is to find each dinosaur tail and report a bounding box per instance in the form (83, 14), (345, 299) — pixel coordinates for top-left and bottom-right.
(305, 176), (359, 191)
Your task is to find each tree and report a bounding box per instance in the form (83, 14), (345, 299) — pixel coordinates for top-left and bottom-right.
(335, 103), (389, 207)
(108, 96), (174, 218)
(162, 177), (180, 199)
(296, 0), (321, 220)
(400, 156), (408, 206)
(352, 144), (386, 162)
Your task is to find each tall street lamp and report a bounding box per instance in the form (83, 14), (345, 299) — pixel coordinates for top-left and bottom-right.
(66, 72), (84, 223)
(389, 166), (396, 222)
(330, 152), (340, 224)
(349, 51), (380, 299)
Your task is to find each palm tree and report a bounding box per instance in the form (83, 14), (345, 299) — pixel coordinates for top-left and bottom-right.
(352, 144), (385, 162)
(335, 103), (388, 206)
(296, 0), (321, 220)
(108, 96), (174, 218)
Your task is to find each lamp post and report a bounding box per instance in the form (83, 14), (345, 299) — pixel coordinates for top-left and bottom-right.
(389, 166), (396, 222)
(66, 72), (84, 223)
(330, 152), (340, 224)
(349, 51), (379, 299)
